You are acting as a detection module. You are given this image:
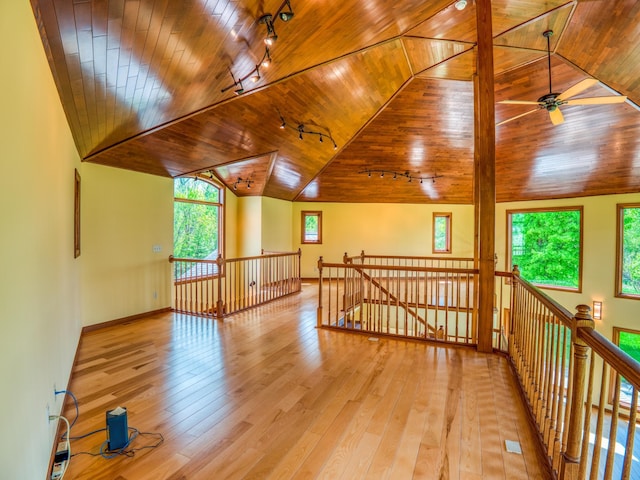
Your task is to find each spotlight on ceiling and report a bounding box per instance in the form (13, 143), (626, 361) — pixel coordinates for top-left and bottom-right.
(278, 0), (295, 21)
(454, 0), (467, 10)
(259, 14), (278, 45)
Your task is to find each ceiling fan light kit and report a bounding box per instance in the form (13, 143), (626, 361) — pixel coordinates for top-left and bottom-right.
(497, 29), (627, 126)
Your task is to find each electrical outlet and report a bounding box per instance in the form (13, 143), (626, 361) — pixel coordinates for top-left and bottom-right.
(153, 290), (158, 299)
(152, 245), (161, 253)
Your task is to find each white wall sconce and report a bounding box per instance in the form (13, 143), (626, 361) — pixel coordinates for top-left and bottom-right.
(593, 301), (602, 320)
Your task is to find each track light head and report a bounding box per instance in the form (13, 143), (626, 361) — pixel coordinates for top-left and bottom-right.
(259, 14), (278, 45)
(279, 11), (294, 21)
(454, 0), (467, 10)
(262, 48), (272, 68)
(278, 0), (295, 21)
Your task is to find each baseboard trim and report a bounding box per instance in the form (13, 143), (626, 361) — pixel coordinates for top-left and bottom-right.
(82, 307), (172, 333)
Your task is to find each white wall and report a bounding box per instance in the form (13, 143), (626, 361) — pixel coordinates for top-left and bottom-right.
(81, 163), (173, 326)
(292, 202), (475, 277)
(0, 3), (83, 478)
(496, 193), (640, 341)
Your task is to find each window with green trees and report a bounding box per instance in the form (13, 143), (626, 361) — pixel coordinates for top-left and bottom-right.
(507, 207), (583, 291)
(433, 213), (451, 253)
(302, 211), (322, 244)
(174, 177), (223, 259)
(617, 204), (640, 298)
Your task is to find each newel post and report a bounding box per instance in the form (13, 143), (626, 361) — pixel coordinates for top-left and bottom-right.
(559, 304), (595, 480)
(216, 254), (225, 319)
(317, 256), (324, 328)
(343, 252), (349, 264)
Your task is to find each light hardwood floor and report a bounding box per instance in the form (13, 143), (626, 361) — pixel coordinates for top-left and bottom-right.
(60, 284), (550, 479)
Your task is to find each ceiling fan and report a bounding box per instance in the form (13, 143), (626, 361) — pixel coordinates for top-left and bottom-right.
(497, 30), (627, 126)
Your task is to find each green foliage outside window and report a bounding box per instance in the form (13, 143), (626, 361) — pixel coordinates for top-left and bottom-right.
(305, 214), (319, 242)
(509, 209), (581, 289)
(434, 215), (449, 252)
(621, 207), (640, 295)
(174, 178), (220, 259)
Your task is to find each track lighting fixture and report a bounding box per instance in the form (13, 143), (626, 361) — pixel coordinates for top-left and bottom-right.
(221, 3), (295, 96)
(221, 48), (273, 95)
(278, 110), (337, 149)
(359, 169), (443, 184)
(233, 177), (253, 190)
(258, 1), (295, 45)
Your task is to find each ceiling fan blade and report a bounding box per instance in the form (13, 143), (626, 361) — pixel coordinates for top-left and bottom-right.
(549, 107), (564, 125)
(496, 108), (539, 126)
(557, 78), (599, 101)
(498, 100), (542, 105)
(564, 95), (628, 105)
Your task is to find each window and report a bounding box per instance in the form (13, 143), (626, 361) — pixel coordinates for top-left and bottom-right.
(612, 327), (640, 408)
(433, 213), (452, 253)
(174, 177), (223, 259)
(616, 204), (640, 298)
(301, 211), (322, 244)
(507, 207), (583, 291)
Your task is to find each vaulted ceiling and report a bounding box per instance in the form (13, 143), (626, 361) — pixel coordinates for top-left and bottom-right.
(31, 0), (640, 203)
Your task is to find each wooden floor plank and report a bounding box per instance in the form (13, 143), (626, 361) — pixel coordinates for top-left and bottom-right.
(59, 284), (548, 479)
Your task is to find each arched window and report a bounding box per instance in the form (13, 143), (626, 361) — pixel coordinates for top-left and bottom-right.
(173, 177), (224, 259)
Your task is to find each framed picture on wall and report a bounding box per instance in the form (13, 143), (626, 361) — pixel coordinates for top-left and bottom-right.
(74, 168), (81, 258)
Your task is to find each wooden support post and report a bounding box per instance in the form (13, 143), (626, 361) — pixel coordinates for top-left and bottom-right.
(474, 0), (496, 352)
(559, 304), (595, 480)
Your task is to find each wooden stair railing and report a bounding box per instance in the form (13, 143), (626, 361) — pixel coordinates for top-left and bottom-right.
(318, 255), (478, 343)
(343, 252), (433, 334)
(506, 266), (640, 479)
(170, 249), (301, 319)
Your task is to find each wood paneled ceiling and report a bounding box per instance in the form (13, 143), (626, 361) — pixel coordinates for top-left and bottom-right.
(31, 0), (640, 203)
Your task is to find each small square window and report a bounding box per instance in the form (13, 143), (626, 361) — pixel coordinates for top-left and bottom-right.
(302, 211), (322, 244)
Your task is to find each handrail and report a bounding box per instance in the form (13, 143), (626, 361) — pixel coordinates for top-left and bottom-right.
(345, 250), (474, 263)
(579, 327), (640, 392)
(321, 261), (477, 275)
(511, 269), (574, 324)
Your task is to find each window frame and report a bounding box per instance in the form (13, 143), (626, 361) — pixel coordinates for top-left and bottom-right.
(173, 175), (225, 261)
(616, 203), (640, 300)
(432, 212), (452, 254)
(301, 211), (322, 245)
(506, 206), (584, 293)
(610, 326), (640, 409)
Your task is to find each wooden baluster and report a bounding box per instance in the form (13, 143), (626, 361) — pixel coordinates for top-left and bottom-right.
(216, 254), (224, 319)
(317, 256), (323, 328)
(559, 304), (595, 480)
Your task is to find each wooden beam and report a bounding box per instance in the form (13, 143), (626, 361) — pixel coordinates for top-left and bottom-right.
(475, 0), (496, 353)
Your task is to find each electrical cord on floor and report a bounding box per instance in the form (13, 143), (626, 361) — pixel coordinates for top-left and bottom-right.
(71, 427), (164, 459)
(53, 389), (164, 463)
